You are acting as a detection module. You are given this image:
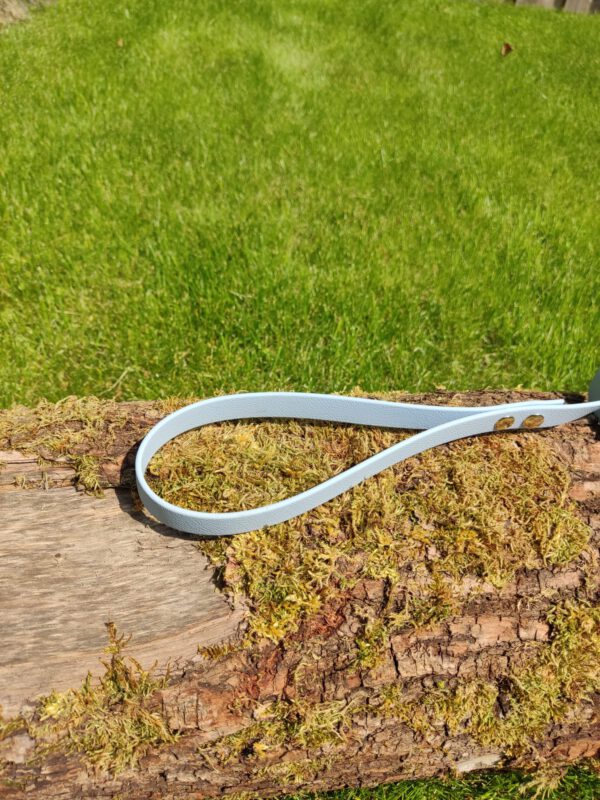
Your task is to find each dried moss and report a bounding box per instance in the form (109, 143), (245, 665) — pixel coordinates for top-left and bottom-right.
(2, 394), (589, 653)
(154, 406), (597, 781)
(0, 396), (143, 492)
(32, 623), (177, 773)
(0, 396), (130, 455)
(198, 697), (355, 767)
(354, 618), (390, 669)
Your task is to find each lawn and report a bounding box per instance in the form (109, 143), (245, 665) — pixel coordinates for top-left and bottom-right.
(1, 0), (599, 407)
(0, 0), (599, 796)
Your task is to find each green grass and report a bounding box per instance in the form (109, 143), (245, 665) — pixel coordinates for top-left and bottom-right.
(1, 0), (599, 797)
(1, 0), (599, 406)
(285, 764), (600, 799)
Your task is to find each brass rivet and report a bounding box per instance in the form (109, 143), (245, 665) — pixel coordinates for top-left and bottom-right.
(494, 416), (515, 431)
(522, 414), (544, 429)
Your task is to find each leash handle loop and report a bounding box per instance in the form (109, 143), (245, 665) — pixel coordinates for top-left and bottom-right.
(135, 390), (600, 537)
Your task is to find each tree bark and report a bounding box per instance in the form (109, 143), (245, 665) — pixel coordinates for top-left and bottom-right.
(0, 390), (599, 798)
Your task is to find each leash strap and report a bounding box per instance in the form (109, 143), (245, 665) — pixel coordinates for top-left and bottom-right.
(135, 378), (600, 537)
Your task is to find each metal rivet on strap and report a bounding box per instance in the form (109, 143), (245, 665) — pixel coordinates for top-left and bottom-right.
(522, 414), (544, 429)
(494, 416), (515, 431)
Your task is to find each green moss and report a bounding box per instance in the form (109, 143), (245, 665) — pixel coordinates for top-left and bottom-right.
(33, 622), (177, 773)
(218, 793), (263, 800)
(2, 395), (589, 660)
(71, 454), (103, 494)
(0, 710), (25, 742)
(354, 618), (390, 669)
(0, 396), (145, 492)
(496, 601), (600, 751)
(387, 572), (458, 631)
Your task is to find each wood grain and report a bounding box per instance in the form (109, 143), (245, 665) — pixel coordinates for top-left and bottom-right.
(0, 487), (243, 716)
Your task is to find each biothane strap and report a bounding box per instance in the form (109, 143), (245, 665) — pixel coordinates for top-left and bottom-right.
(135, 370), (600, 537)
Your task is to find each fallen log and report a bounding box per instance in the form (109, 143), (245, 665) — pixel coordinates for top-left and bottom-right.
(0, 389), (599, 798)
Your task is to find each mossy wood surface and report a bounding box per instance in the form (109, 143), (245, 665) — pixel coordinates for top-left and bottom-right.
(0, 390), (599, 798)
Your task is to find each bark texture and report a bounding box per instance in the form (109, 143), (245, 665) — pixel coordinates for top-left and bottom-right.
(0, 390), (599, 799)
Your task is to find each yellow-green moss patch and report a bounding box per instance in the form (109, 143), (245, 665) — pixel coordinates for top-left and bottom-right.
(257, 754), (334, 785)
(0, 709), (25, 742)
(71, 454), (103, 494)
(2, 395), (597, 782)
(2, 394), (593, 669)
(32, 623), (177, 773)
(198, 697), (355, 767)
(376, 600), (600, 757)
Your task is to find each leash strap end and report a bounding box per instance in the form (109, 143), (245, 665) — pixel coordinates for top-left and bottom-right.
(136, 367), (600, 536)
(589, 366), (600, 420)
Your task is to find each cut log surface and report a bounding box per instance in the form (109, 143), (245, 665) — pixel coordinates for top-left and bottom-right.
(0, 391), (599, 798)
(0, 487), (243, 717)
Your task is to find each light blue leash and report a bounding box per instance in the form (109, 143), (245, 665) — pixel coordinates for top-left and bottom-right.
(135, 369), (600, 537)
